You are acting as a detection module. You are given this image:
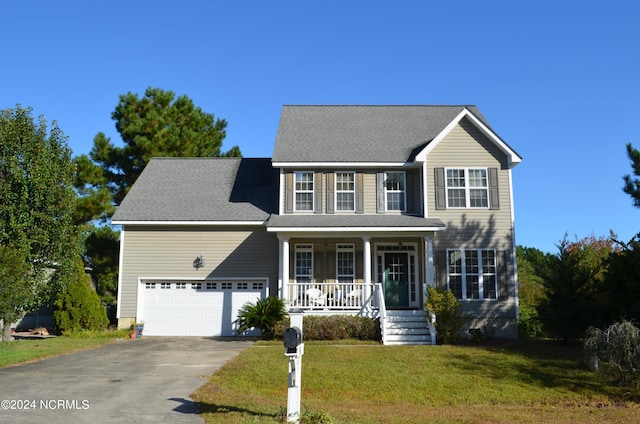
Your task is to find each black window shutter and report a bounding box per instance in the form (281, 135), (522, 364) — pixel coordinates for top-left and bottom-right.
(376, 172), (385, 214)
(435, 168), (446, 210)
(356, 172), (364, 214)
(434, 250), (447, 290)
(285, 172), (293, 213)
(314, 172), (322, 214)
(489, 167), (499, 210)
(326, 172), (335, 214)
(498, 250), (509, 300)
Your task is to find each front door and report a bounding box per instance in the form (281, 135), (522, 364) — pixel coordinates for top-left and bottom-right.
(384, 252), (409, 308)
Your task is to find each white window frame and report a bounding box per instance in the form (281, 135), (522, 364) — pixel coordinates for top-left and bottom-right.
(294, 171), (314, 212)
(295, 244), (314, 284)
(336, 243), (355, 284)
(445, 167), (489, 209)
(384, 171), (406, 212)
(335, 172), (355, 212)
(446, 248), (497, 300)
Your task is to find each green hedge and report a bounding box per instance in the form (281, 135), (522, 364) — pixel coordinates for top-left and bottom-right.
(274, 315), (380, 341)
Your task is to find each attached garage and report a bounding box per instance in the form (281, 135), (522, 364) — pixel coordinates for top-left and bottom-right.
(137, 279), (268, 336)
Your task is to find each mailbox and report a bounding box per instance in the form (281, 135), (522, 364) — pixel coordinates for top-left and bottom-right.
(284, 326), (302, 356)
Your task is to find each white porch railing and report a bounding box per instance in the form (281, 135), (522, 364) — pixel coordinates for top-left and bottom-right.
(374, 282), (387, 344)
(423, 282), (437, 344)
(285, 281), (374, 310)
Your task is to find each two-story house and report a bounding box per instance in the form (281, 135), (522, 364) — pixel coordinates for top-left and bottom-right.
(112, 105), (522, 344)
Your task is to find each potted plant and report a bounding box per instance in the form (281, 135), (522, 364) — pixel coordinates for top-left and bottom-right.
(129, 321), (144, 339)
(135, 321), (144, 338)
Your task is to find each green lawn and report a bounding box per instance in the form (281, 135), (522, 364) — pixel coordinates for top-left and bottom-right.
(192, 340), (640, 423)
(0, 330), (129, 368)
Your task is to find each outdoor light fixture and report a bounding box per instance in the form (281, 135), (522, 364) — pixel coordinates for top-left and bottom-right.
(193, 254), (205, 270)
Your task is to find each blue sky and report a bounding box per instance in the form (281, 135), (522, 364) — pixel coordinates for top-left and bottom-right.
(2, 1), (639, 253)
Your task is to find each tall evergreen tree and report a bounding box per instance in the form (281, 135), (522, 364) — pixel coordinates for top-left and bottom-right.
(605, 234), (640, 323)
(538, 235), (615, 342)
(74, 87), (241, 306)
(623, 143), (640, 208)
(75, 87), (240, 210)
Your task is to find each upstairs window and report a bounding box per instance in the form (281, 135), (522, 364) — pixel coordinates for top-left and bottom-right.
(335, 172), (355, 211)
(446, 168), (488, 208)
(447, 249), (497, 300)
(294, 171), (314, 211)
(385, 172), (406, 211)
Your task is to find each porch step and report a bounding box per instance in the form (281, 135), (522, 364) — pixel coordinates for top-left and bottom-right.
(383, 310), (435, 345)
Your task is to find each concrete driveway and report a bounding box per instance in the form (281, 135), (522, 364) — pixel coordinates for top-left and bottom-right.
(0, 337), (254, 423)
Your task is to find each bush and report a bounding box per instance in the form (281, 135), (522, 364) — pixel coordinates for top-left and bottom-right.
(273, 315), (380, 341)
(518, 302), (545, 339)
(585, 319), (640, 387)
(426, 287), (468, 344)
(53, 257), (109, 333)
(235, 296), (287, 339)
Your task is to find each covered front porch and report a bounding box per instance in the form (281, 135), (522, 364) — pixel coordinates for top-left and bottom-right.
(279, 239), (434, 311)
(266, 215), (446, 344)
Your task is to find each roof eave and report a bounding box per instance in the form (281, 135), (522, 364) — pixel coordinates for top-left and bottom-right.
(112, 220), (268, 226)
(415, 108), (523, 167)
(272, 161), (414, 168)
(266, 226), (446, 233)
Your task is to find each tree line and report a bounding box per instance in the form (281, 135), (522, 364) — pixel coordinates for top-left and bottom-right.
(519, 147), (640, 342)
(0, 88), (240, 340)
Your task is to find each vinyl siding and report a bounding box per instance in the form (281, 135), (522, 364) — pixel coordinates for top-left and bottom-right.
(283, 169), (422, 216)
(119, 225), (279, 317)
(428, 118), (517, 326)
(362, 171), (377, 214)
(427, 118), (514, 251)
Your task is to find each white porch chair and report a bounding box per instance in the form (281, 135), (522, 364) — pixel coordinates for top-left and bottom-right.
(305, 288), (326, 306)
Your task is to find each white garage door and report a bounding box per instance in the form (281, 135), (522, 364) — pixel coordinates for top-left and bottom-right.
(138, 280), (267, 336)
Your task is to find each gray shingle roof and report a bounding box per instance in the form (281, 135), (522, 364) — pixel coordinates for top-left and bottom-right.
(272, 105), (489, 163)
(266, 214), (445, 230)
(112, 157), (278, 222)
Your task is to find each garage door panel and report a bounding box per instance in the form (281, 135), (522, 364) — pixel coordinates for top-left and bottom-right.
(140, 280), (266, 336)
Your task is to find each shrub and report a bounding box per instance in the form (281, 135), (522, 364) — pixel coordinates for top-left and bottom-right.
(235, 296), (287, 339)
(273, 315), (380, 341)
(53, 257), (109, 333)
(518, 302), (545, 339)
(426, 287), (468, 344)
(584, 319), (640, 387)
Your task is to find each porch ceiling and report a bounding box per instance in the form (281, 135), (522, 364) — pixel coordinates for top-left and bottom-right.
(266, 214), (445, 234)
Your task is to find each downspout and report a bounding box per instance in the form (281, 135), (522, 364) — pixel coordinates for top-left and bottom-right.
(115, 227), (125, 324)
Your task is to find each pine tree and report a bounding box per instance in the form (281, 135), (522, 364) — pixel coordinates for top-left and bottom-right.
(623, 143), (640, 207)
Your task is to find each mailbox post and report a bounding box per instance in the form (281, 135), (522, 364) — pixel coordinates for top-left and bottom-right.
(284, 310), (304, 423)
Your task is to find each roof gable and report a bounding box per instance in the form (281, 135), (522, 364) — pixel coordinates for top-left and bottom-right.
(414, 108), (522, 167)
(112, 157), (278, 223)
(272, 105), (490, 165)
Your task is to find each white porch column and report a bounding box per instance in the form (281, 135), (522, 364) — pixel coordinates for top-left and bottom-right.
(424, 234), (434, 287)
(362, 236), (372, 308)
(279, 236), (290, 302)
